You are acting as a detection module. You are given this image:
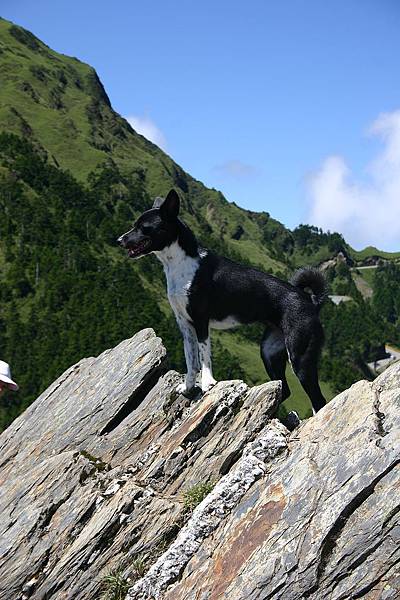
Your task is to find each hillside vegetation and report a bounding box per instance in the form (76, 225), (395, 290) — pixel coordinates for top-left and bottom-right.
(0, 17), (399, 429)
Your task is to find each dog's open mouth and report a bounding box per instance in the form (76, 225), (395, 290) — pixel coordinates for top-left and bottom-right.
(127, 239), (151, 258)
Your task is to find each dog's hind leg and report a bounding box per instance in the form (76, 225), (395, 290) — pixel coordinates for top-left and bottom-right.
(175, 316), (200, 395)
(291, 358), (326, 414)
(285, 319), (326, 414)
(260, 327), (290, 401)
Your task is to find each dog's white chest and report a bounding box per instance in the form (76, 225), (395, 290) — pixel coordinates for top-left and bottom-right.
(155, 242), (200, 321)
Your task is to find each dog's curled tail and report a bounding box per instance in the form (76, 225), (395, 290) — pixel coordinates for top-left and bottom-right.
(290, 267), (327, 308)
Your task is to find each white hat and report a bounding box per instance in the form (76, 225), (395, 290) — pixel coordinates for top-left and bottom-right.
(0, 360), (19, 391)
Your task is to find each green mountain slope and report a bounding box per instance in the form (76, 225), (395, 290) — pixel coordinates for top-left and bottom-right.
(0, 17), (399, 430)
(0, 17), (290, 274)
(1, 17), (398, 271)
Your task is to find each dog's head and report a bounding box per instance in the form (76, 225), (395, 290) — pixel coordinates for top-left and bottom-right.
(117, 189), (180, 259)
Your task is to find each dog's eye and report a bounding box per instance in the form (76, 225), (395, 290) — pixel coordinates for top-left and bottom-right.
(141, 226), (152, 235)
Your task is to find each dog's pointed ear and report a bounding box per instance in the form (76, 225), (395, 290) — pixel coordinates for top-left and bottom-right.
(159, 189), (180, 221)
(152, 196), (164, 209)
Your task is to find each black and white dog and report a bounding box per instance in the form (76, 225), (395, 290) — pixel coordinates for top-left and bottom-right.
(118, 189), (327, 413)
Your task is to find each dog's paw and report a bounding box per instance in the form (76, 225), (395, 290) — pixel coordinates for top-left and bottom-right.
(175, 382), (188, 395)
(175, 381), (197, 397)
(282, 410), (301, 432)
(201, 377), (217, 393)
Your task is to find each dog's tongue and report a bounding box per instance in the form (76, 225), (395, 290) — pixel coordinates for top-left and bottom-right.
(128, 240), (148, 257)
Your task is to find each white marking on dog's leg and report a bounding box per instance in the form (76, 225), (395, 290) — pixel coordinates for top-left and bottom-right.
(286, 349), (295, 373)
(176, 318), (199, 394)
(199, 337), (216, 392)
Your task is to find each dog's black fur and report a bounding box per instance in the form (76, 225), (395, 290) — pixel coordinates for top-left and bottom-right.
(118, 189), (327, 413)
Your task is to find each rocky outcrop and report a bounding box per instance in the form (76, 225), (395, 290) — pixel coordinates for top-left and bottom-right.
(319, 251), (353, 271)
(0, 329), (284, 599)
(0, 329), (399, 600)
(157, 367), (400, 600)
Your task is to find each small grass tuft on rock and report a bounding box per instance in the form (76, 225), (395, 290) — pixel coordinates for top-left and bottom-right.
(131, 556), (148, 580)
(182, 481), (215, 512)
(100, 569), (130, 600)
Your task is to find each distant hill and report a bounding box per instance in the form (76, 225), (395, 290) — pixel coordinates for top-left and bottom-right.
(0, 17), (399, 429)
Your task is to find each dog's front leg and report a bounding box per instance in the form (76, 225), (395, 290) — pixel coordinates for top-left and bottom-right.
(197, 331), (217, 393)
(175, 317), (200, 395)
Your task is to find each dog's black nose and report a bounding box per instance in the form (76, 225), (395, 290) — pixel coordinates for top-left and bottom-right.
(117, 235), (125, 247)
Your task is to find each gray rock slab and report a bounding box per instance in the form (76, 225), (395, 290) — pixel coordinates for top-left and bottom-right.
(163, 363), (400, 600)
(0, 328), (167, 481)
(0, 329), (282, 599)
(2, 328), (399, 600)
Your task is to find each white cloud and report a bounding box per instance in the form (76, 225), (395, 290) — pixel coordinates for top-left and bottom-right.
(213, 159), (260, 179)
(307, 109), (400, 251)
(126, 114), (167, 150)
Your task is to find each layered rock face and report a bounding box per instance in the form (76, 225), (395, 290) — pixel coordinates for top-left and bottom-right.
(0, 329), (399, 600)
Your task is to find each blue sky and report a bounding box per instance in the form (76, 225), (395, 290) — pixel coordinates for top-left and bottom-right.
(2, 1), (400, 249)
